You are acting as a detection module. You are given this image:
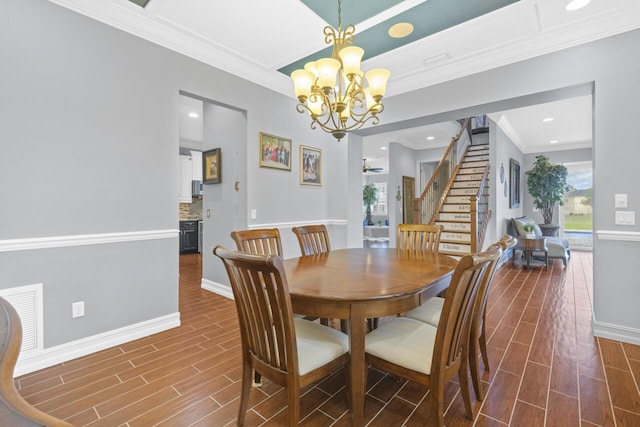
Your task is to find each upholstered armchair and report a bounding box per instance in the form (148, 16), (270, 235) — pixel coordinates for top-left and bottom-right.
(508, 216), (570, 266)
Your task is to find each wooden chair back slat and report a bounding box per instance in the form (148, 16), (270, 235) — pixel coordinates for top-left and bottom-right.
(231, 228), (283, 256)
(215, 248), (297, 377)
(292, 225), (331, 256)
(432, 246), (500, 376)
(397, 224), (442, 252)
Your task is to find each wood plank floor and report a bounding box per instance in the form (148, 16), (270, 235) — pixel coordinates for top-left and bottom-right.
(15, 250), (640, 426)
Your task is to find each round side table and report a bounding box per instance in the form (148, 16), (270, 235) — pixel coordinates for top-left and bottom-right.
(513, 237), (548, 270)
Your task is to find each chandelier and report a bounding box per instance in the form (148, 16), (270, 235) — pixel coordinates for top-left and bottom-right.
(290, 0), (390, 141)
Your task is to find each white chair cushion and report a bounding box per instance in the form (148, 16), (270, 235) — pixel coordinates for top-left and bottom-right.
(404, 297), (444, 327)
(294, 318), (349, 375)
(365, 317), (437, 375)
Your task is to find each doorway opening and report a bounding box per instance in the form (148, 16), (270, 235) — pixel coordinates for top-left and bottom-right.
(562, 161), (593, 251)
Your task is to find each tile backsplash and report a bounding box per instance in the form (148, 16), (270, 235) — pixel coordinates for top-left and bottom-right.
(179, 196), (203, 220)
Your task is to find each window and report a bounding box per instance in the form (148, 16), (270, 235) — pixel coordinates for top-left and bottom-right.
(372, 183), (387, 215)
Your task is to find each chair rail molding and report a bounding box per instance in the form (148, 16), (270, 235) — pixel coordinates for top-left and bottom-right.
(0, 229), (179, 252)
(248, 220), (347, 230)
(596, 230), (640, 241)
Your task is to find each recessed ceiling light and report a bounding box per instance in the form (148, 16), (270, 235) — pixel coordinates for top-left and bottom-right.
(566, 0), (590, 11)
(388, 22), (414, 39)
(550, 140), (559, 144)
(188, 112), (199, 118)
(380, 146), (387, 150)
(427, 136), (435, 140)
(543, 117), (554, 122)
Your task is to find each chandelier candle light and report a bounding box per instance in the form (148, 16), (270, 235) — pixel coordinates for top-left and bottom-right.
(291, 0), (390, 141)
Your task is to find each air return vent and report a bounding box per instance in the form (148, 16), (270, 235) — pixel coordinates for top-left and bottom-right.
(0, 283), (44, 355)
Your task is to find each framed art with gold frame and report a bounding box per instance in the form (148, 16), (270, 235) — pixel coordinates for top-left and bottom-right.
(259, 132), (291, 171)
(300, 145), (321, 186)
(202, 148), (221, 184)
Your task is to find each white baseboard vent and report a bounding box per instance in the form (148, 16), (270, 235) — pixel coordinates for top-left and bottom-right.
(0, 283), (44, 355)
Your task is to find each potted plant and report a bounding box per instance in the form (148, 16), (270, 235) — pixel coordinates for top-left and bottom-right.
(525, 155), (568, 236)
(522, 223), (536, 239)
(363, 183), (378, 226)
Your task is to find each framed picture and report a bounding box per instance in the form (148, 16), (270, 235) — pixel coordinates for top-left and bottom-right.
(510, 158), (521, 208)
(259, 132), (292, 171)
(202, 148), (221, 184)
(300, 145), (321, 186)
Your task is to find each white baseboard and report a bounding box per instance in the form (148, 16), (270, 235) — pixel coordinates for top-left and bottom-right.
(593, 320), (640, 346)
(15, 312), (181, 377)
(201, 278), (233, 300)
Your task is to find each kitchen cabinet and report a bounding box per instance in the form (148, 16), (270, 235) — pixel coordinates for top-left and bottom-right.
(179, 155), (192, 203)
(179, 220), (199, 254)
(190, 150), (202, 181)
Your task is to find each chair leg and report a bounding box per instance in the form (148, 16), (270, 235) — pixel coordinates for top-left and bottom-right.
(470, 319), (491, 400)
(320, 318), (329, 326)
(430, 381), (446, 427)
(287, 384), (301, 426)
(253, 370), (262, 386)
(479, 327), (490, 372)
(469, 334), (485, 401)
(459, 356), (475, 420)
(367, 318), (379, 331)
(238, 360), (253, 425)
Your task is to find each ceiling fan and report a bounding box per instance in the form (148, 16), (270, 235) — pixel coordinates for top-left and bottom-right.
(363, 159), (384, 173)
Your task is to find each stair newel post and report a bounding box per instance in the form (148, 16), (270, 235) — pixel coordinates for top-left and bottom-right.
(470, 194), (478, 253)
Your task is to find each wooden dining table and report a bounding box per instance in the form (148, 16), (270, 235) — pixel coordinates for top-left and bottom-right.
(283, 247), (458, 426)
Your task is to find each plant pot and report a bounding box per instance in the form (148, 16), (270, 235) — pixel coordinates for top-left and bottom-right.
(539, 223), (560, 237)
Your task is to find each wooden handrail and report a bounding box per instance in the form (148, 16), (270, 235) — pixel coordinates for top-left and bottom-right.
(470, 164), (492, 252)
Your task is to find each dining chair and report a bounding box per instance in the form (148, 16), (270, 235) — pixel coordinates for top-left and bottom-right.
(213, 246), (350, 426)
(230, 227), (329, 385)
(291, 224), (331, 256)
(404, 235), (514, 400)
(364, 246), (500, 426)
(231, 228), (283, 257)
(290, 224), (337, 328)
(397, 224), (443, 252)
(0, 297), (73, 427)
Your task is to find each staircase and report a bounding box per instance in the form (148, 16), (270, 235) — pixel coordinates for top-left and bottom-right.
(435, 142), (490, 256)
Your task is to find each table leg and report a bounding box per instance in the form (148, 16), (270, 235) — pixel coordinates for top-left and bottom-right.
(349, 303), (366, 426)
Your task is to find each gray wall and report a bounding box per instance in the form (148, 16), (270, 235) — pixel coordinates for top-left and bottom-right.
(378, 30), (640, 343)
(491, 122), (525, 243)
(2, 0), (640, 370)
(0, 0), (341, 370)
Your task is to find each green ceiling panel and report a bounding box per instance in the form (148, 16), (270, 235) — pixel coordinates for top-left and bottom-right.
(280, 0), (520, 76)
(128, 0), (151, 8)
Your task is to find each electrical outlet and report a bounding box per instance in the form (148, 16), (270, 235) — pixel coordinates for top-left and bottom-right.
(72, 301), (85, 318)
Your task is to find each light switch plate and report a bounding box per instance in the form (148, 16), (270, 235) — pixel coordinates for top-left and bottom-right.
(615, 211), (635, 225)
(251, 209), (257, 219)
(615, 193), (628, 208)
